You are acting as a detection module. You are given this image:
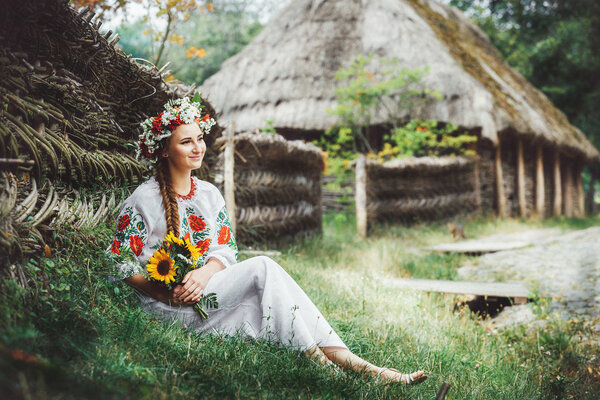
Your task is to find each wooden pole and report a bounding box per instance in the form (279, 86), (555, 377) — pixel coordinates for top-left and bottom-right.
(473, 156), (482, 214)
(517, 138), (527, 217)
(553, 150), (562, 216)
(495, 140), (507, 217)
(435, 382), (451, 400)
(535, 144), (545, 218)
(224, 124), (237, 234)
(564, 159), (574, 217)
(586, 172), (596, 215)
(575, 163), (584, 217)
(355, 154), (367, 238)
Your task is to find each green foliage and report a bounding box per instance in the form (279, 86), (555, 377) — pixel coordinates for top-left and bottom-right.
(449, 0), (600, 150)
(326, 54), (439, 154)
(385, 120), (477, 160)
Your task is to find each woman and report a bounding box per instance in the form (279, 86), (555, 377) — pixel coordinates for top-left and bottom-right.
(107, 97), (427, 385)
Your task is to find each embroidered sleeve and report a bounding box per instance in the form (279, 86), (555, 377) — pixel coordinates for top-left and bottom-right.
(204, 204), (238, 268)
(105, 203), (149, 281)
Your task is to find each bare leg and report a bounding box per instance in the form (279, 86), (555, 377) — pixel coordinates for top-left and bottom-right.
(319, 346), (426, 384)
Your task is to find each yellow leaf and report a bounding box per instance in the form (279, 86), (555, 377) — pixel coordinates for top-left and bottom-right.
(206, 2), (214, 12)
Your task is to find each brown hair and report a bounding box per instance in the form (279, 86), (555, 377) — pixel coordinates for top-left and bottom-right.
(155, 156), (180, 237)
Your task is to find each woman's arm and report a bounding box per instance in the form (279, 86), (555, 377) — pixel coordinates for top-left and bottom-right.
(123, 274), (177, 304)
(172, 258), (225, 303)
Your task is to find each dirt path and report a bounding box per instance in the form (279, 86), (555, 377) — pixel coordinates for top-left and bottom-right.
(457, 227), (600, 332)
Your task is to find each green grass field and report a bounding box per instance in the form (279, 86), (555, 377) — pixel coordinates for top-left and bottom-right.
(1, 213), (599, 399)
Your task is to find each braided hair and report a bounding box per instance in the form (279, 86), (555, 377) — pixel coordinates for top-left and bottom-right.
(155, 156), (180, 237)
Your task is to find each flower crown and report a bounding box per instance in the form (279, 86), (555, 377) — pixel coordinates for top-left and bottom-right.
(137, 95), (216, 164)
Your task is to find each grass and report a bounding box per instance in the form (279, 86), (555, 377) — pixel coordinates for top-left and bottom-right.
(1, 213), (600, 399)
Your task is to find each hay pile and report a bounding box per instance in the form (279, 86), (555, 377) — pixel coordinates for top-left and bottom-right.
(216, 132), (324, 244)
(0, 0), (221, 261)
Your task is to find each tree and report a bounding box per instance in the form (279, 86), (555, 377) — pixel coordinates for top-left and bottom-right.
(449, 0), (600, 151)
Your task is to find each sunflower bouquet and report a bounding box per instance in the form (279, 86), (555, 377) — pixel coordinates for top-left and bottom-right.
(146, 231), (218, 319)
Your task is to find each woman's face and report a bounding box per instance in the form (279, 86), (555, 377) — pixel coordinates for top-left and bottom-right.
(163, 123), (206, 173)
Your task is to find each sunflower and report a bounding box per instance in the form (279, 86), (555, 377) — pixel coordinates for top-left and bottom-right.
(165, 231), (184, 246)
(146, 249), (178, 284)
(183, 236), (201, 261)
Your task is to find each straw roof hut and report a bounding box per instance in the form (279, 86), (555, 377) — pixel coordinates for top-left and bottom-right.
(201, 0), (599, 218)
(0, 0), (222, 261)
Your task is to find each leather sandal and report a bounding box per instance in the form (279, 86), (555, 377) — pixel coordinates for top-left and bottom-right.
(376, 367), (428, 385)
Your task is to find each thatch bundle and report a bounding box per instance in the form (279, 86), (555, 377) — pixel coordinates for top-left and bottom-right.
(216, 132), (324, 244)
(365, 156), (478, 223)
(0, 0), (221, 261)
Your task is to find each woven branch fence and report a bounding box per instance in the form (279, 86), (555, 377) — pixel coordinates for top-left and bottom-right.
(354, 155), (480, 235)
(215, 132), (324, 245)
(0, 0), (222, 262)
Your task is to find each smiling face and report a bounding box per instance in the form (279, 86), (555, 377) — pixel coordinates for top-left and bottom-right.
(162, 123), (206, 173)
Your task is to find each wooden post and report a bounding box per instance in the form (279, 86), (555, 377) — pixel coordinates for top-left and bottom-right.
(435, 382), (451, 400)
(575, 163), (584, 217)
(517, 138), (527, 217)
(473, 156), (482, 213)
(564, 159), (574, 217)
(224, 124), (237, 234)
(495, 140), (507, 217)
(355, 154), (367, 238)
(535, 144), (545, 218)
(586, 172), (596, 215)
(553, 150), (562, 216)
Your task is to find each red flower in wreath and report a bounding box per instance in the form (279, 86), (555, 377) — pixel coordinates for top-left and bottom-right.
(217, 226), (231, 245)
(117, 214), (130, 231)
(189, 215), (206, 232)
(195, 238), (211, 255)
(111, 240), (121, 255)
(202, 114), (210, 122)
(129, 235), (144, 256)
(151, 113), (163, 135)
(139, 138), (154, 159)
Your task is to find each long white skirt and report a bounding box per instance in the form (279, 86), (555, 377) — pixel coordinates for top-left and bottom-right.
(138, 256), (347, 351)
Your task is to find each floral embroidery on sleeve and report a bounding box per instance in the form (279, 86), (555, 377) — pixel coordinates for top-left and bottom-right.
(106, 206), (148, 279)
(181, 207), (212, 266)
(216, 206), (238, 255)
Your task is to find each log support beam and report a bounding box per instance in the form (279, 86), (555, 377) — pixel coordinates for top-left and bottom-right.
(535, 144), (545, 218)
(553, 150), (562, 216)
(564, 159), (574, 217)
(355, 154), (367, 238)
(575, 163), (584, 217)
(224, 125), (237, 234)
(517, 138), (527, 217)
(495, 140), (507, 217)
(586, 172), (596, 215)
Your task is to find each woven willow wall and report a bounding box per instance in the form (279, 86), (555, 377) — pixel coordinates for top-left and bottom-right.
(0, 0), (221, 262)
(216, 132), (324, 245)
(364, 156), (479, 224)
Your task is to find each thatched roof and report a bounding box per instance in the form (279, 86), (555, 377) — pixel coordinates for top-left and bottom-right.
(200, 0), (599, 162)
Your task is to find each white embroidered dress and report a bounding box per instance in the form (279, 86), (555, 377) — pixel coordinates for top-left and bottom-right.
(107, 177), (347, 351)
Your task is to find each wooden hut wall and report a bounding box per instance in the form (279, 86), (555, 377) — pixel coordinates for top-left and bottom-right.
(0, 0), (220, 261)
(499, 134), (518, 217)
(216, 132), (324, 245)
(523, 139), (537, 217)
(477, 140), (496, 215)
(364, 157), (478, 224)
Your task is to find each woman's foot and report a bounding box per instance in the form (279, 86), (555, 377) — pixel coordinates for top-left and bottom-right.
(376, 368), (427, 385)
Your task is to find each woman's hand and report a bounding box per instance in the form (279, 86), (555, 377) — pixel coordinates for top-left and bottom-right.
(173, 259), (225, 304)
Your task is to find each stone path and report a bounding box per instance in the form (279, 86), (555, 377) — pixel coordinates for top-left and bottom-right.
(456, 227), (600, 332)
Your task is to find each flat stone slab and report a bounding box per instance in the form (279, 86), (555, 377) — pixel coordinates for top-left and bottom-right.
(390, 278), (530, 300)
(428, 228), (565, 254)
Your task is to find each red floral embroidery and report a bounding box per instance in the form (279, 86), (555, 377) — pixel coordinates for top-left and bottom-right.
(218, 226), (231, 245)
(189, 215), (206, 232)
(117, 214), (130, 231)
(130, 235), (144, 256)
(184, 232), (191, 242)
(196, 238), (211, 255)
(111, 240), (121, 255)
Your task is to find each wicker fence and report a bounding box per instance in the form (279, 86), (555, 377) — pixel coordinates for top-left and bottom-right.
(354, 155), (480, 235)
(215, 132), (324, 245)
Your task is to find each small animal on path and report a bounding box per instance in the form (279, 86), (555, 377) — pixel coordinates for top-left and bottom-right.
(447, 222), (466, 240)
